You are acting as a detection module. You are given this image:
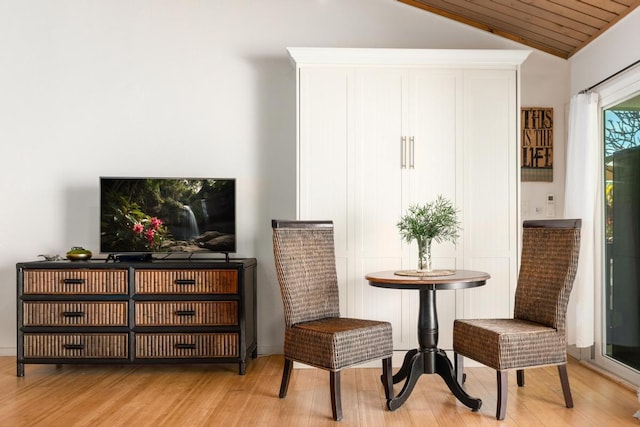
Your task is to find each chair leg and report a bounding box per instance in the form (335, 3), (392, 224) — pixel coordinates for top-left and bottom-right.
(279, 357), (293, 398)
(558, 364), (574, 408)
(517, 369), (525, 387)
(330, 370), (342, 421)
(454, 352), (465, 384)
(382, 357), (393, 400)
(496, 370), (508, 420)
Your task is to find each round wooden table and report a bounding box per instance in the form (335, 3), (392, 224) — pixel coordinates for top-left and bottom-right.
(366, 269), (490, 412)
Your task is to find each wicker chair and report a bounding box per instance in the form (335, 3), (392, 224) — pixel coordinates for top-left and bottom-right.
(453, 219), (581, 420)
(272, 220), (394, 421)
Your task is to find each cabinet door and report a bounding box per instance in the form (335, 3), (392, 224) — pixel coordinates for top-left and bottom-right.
(353, 68), (408, 346)
(405, 69), (462, 351)
(462, 69), (518, 320)
(406, 69), (462, 267)
(297, 67), (352, 316)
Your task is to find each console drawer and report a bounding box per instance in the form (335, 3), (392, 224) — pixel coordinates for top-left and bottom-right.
(135, 269), (238, 294)
(135, 301), (238, 326)
(23, 301), (128, 326)
(24, 333), (128, 358)
(22, 269), (128, 295)
(135, 333), (238, 358)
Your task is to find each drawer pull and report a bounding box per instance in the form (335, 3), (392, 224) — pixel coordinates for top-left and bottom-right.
(63, 343), (85, 350)
(175, 310), (196, 316)
(62, 311), (85, 318)
(175, 279), (196, 285)
(63, 278), (86, 284)
(175, 343), (196, 350)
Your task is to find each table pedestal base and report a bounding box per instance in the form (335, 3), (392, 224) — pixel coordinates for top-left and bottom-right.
(384, 348), (482, 412)
(367, 272), (489, 412)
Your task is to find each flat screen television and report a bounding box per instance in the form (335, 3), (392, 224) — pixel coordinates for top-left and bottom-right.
(100, 177), (236, 255)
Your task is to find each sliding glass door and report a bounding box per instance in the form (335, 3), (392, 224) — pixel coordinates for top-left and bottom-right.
(603, 94), (640, 372)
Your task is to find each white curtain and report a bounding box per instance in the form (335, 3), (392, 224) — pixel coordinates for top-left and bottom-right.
(564, 91), (600, 348)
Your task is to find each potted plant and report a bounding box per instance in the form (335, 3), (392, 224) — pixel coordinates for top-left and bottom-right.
(397, 195), (461, 272)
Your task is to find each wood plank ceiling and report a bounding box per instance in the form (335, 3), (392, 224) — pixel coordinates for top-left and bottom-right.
(399, 0), (640, 59)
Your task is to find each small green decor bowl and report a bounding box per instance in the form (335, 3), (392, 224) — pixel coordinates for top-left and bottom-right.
(66, 247), (92, 261)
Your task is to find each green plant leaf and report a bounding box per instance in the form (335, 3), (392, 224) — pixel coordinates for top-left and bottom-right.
(397, 195), (461, 244)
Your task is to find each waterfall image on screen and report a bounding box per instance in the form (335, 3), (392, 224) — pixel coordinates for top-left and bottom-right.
(178, 205), (200, 240)
(100, 178), (236, 254)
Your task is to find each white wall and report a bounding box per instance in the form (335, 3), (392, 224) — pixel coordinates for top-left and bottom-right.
(0, 0), (569, 356)
(570, 7), (640, 95)
(520, 54), (570, 221)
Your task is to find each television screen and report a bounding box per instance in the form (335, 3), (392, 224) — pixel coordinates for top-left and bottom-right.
(100, 178), (236, 254)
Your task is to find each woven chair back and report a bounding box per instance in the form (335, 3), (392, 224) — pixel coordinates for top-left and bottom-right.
(514, 219), (581, 334)
(272, 220), (340, 327)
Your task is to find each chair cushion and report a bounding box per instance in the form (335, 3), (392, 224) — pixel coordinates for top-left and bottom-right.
(285, 317), (393, 371)
(453, 318), (567, 370)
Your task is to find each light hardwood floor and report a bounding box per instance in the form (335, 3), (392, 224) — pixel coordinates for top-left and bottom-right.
(0, 355), (637, 426)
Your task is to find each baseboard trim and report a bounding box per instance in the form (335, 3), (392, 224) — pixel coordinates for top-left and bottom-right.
(567, 344), (594, 360)
(0, 348), (15, 357)
(578, 359), (638, 392)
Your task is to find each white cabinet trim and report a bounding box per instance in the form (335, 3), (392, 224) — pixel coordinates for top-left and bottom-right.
(288, 47), (530, 68)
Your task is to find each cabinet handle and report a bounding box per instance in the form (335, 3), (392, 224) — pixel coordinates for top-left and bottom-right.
(175, 279), (196, 285)
(63, 278), (85, 285)
(175, 343), (196, 350)
(175, 310), (196, 316)
(62, 311), (85, 318)
(409, 136), (415, 169)
(401, 136), (407, 169)
(63, 343), (85, 350)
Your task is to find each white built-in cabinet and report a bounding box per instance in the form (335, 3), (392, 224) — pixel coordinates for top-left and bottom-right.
(289, 48), (530, 354)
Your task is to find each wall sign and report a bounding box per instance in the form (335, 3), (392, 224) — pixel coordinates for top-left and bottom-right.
(521, 107), (553, 182)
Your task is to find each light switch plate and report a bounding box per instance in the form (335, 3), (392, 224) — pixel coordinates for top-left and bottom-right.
(546, 193), (555, 217)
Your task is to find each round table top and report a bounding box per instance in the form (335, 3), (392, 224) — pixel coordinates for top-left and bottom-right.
(366, 269), (490, 290)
